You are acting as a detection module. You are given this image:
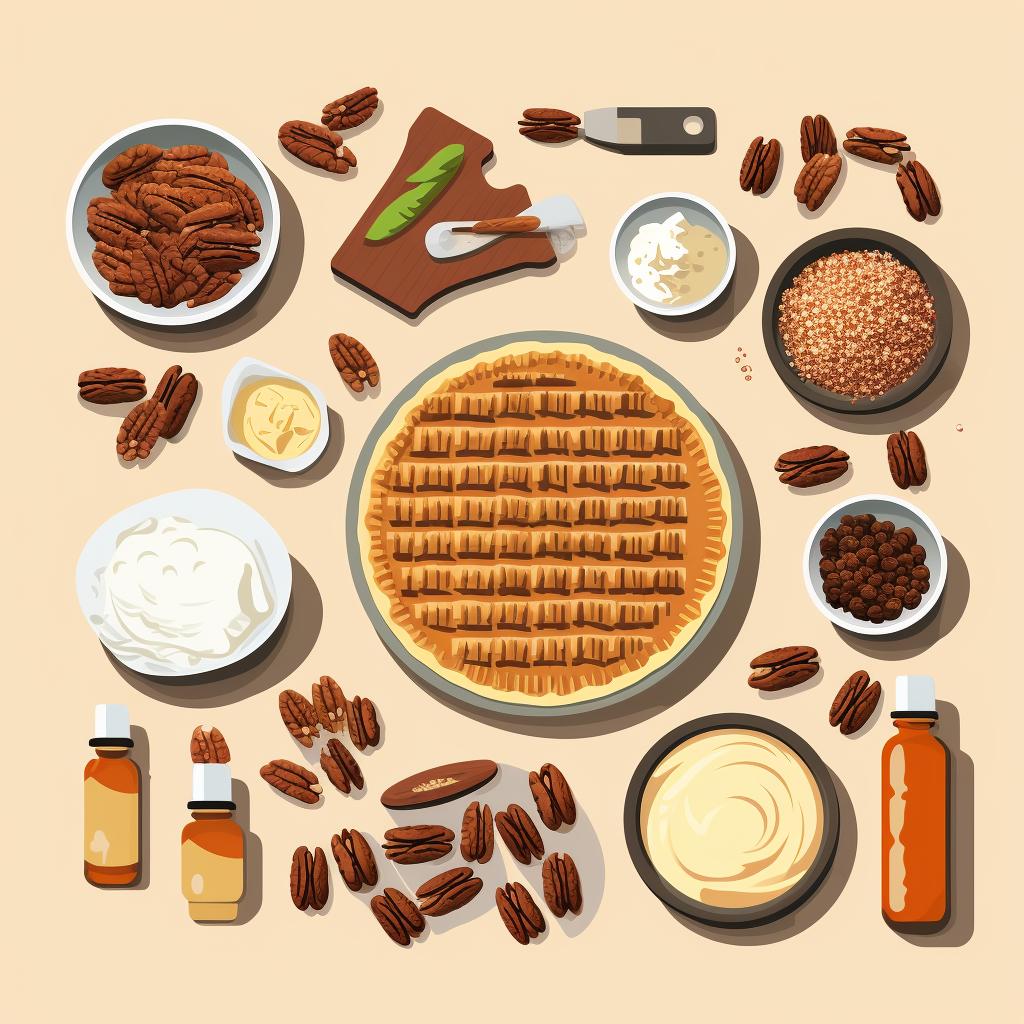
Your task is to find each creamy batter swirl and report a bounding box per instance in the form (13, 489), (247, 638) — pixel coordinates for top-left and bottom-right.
(640, 728), (824, 908)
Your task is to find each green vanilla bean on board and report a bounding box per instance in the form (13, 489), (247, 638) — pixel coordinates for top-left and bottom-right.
(366, 144), (465, 241)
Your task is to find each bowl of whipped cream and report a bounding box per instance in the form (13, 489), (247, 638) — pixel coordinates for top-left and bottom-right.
(76, 489), (292, 677)
(610, 193), (735, 316)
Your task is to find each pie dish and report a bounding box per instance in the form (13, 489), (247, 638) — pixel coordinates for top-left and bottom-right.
(350, 333), (739, 714)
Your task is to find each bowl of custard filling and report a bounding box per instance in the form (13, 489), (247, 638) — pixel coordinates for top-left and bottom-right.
(624, 714), (839, 927)
(222, 357), (329, 473)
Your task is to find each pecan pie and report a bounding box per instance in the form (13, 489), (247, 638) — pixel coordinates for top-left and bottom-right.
(362, 346), (730, 703)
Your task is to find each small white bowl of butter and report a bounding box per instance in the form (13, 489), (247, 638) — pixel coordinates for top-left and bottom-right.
(222, 357), (329, 473)
(610, 193), (736, 316)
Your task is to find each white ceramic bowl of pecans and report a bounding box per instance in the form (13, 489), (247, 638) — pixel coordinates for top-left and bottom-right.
(803, 494), (947, 636)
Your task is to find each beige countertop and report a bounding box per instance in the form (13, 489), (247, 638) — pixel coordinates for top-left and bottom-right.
(6, 2), (1018, 1020)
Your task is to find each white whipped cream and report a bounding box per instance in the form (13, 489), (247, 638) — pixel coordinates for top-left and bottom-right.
(97, 516), (273, 670)
(627, 211), (727, 307)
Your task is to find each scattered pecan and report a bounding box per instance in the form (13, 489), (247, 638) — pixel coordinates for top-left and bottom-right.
(101, 143), (164, 188)
(78, 367), (146, 405)
(278, 120), (356, 174)
(528, 763), (576, 830)
(383, 824), (454, 865)
(116, 398), (166, 462)
(748, 646), (820, 691)
(795, 153), (842, 211)
(260, 759), (323, 804)
(887, 430), (928, 489)
(153, 364), (198, 438)
(312, 675), (346, 732)
(897, 160), (941, 221)
(495, 804), (545, 865)
(291, 846), (329, 911)
(417, 867), (483, 917)
(739, 136), (781, 195)
(322, 87), (379, 131)
(800, 114), (837, 161)
(320, 738), (364, 794)
(190, 725), (230, 764)
(843, 127), (910, 165)
(371, 887), (425, 946)
(329, 333), (380, 393)
(542, 852), (582, 918)
(519, 107), (580, 143)
(496, 882), (546, 945)
(278, 688), (320, 748)
(774, 445), (850, 487)
(829, 670), (882, 735)
(331, 829), (378, 891)
(460, 801), (494, 864)
(345, 694), (380, 750)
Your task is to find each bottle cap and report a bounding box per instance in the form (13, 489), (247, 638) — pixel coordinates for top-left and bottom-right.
(893, 675), (937, 717)
(188, 763), (235, 810)
(90, 703), (133, 745)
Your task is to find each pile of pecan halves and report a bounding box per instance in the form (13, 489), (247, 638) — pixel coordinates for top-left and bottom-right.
(88, 143), (263, 309)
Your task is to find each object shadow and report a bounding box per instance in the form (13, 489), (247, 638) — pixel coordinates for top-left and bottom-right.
(107, 556), (322, 707)
(131, 724), (150, 890)
(834, 539), (969, 660)
(794, 266), (969, 433)
(392, 421), (761, 738)
(97, 170), (304, 352)
(636, 228), (759, 342)
(234, 408), (345, 487)
(666, 768), (857, 944)
(888, 699), (974, 946)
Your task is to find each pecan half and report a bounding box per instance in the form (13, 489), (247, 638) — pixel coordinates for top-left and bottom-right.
(371, 888), (425, 946)
(101, 144), (164, 188)
(92, 241), (135, 295)
(129, 241), (175, 307)
(116, 398), (166, 462)
(78, 367), (146, 405)
(153, 364), (198, 438)
(382, 824), (454, 864)
(278, 689), (320, 748)
(795, 153), (842, 211)
(260, 759), (322, 804)
(496, 882), (546, 945)
(800, 114), (837, 161)
(528, 763), (576, 830)
(460, 801), (494, 864)
(417, 867), (483, 917)
(345, 694), (380, 750)
(519, 107), (581, 142)
(748, 645), (820, 691)
(774, 445), (850, 487)
(190, 725), (230, 764)
(495, 804), (545, 865)
(843, 127), (910, 165)
(896, 160), (941, 221)
(320, 738), (364, 794)
(523, 107), (581, 125)
(329, 333), (380, 392)
(312, 675), (346, 732)
(829, 670), (882, 735)
(542, 852), (582, 918)
(177, 225), (261, 273)
(322, 87), (379, 131)
(291, 846), (329, 911)
(278, 120), (356, 174)
(887, 430), (928, 489)
(173, 166), (264, 231)
(331, 829), (378, 891)
(87, 197), (149, 247)
(739, 136), (781, 195)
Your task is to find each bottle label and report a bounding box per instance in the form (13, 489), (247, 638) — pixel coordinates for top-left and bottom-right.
(181, 838), (243, 904)
(84, 777), (139, 868)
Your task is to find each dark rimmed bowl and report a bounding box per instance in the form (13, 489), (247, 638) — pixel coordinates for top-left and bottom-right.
(624, 713), (840, 927)
(762, 228), (952, 414)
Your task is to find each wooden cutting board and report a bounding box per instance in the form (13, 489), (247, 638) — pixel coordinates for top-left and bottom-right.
(331, 108), (556, 318)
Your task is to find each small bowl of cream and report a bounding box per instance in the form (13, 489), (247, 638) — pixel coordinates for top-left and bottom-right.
(221, 357), (329, 473)
(610, 193), (735, 316)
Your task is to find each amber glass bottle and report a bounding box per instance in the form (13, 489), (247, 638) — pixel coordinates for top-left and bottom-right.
(881, 676), (948, 925)
(84, 704), (140, 887)
(181, 764), (244, 921)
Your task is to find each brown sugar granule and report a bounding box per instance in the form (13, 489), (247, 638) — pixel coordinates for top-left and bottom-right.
(778, 250), (936, 401)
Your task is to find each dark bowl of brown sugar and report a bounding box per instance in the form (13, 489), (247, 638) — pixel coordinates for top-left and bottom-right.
(763, 229), (952, 414)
